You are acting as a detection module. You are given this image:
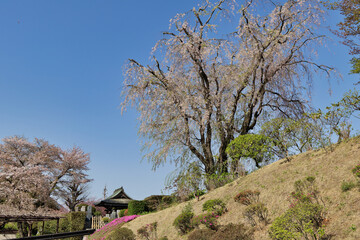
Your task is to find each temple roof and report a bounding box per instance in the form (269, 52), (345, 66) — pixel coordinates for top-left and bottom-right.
(94, 187), (133, 208)
(106, 187), (132, 200)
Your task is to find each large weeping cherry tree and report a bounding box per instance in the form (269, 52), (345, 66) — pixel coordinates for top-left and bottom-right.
(122, 0), (333, 188)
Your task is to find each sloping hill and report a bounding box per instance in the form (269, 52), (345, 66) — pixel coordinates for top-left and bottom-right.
(124, 137), (360, 240)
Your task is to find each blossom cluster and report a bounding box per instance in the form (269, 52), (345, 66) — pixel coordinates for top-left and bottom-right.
(90, 215), (140, 240)
(191, 212), (219, 230)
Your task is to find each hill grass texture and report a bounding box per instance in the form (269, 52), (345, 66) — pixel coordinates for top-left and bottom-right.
(124, 137), (360, 239)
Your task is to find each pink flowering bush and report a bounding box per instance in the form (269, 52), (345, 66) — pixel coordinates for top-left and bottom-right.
(89, 215), (140, 240)
(191, 212), (219, 230)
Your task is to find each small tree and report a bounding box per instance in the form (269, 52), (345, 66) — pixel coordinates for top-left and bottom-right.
(226, 134), (274, 169)
(260, 117), (319, 160)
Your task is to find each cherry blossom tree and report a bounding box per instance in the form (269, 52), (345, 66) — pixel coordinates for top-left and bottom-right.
(0, 136), (91, 212)
(59, 176), (90, 212)
(122, 0), (333, 188)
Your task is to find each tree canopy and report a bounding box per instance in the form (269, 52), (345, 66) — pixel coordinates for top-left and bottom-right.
(122, 0), (333, 188)
(0, 136), (91, 213)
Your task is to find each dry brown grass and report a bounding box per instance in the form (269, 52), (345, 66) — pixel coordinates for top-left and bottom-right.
(124, 137), (360, 240)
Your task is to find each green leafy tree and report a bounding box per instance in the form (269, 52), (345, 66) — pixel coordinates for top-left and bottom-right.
(226, 134), (274, 169)
(308, 89), (360, 146)
(260, 118), (318, 160)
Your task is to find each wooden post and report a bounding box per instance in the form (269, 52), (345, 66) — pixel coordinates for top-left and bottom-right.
(17, 222), (23, 238)
(56, 218), (59, 233)
(28, 222), (32, 237)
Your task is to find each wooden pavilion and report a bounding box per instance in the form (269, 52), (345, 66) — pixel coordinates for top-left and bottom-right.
(94, 187), (133, 212)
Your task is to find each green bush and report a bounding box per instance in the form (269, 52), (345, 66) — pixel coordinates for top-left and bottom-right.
(188, 189), (206, 201)
(341, 181), (356, 192)
(173, 203), (194, 235)
(187, 228), (215, 240)
(2, 222), (18, 231)
(243, 202), (269, 226)
(192, 212), (219, 230)
(38, 212), (85, 240)
(352, 163), (360, 178)
(119, 209), (126, 217)
(94, 211), (101, 216)
(202, 199), (227, 215)
(39, 217), (69, 235)
(211, 223), (253, 240)
(269, 202), (325, 240)
(66, 212), (86, 240)
(128, 200), (148, 215)
(106, 227), (135, 240)
(306, 176), (315, 183)
(102, 217), (110, 224)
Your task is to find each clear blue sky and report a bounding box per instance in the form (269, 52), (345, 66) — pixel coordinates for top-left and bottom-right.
(0, 0), (358, 201)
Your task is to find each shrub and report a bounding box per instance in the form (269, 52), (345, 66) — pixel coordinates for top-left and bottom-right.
(144, 195), (167, 212)
(93, 211), (101, 216)
(119, 209), (126, 217)
(102, 217), (110, 224)
(188, 189), (206, 201)
(234, 190), (260, 205)
(269, 202), (325, 240)
(211, 223), (253, 240)
(352, 163), (360, 178)
(243, 202), (269, 226)
(38, 212), (85, 240)
(341, 181), (356, 192)
(187, 228), (215, 240)
(288, 191), (313, 208)
(106, 227), (135, 240)
(137, 222), (158, 240)
(192, 212), (219, 230)
(293, 177), (319, 200)
(306, 176), (315, 183)
(190, 213), (204, 228)
(124, 209), (128, 216)
(202, 199), (227, 215)
(2, 222), (18, 232)
(173, 203), (194, 235)
(128, 200), (148, 215)
(289, 177), (323, 208)
(67, 212), (86, 240)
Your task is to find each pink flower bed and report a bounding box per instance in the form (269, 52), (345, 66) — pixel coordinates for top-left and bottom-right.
(90, 215), (140, 240)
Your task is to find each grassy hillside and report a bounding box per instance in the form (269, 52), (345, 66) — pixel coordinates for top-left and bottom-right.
(124, 137), (360, 239)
